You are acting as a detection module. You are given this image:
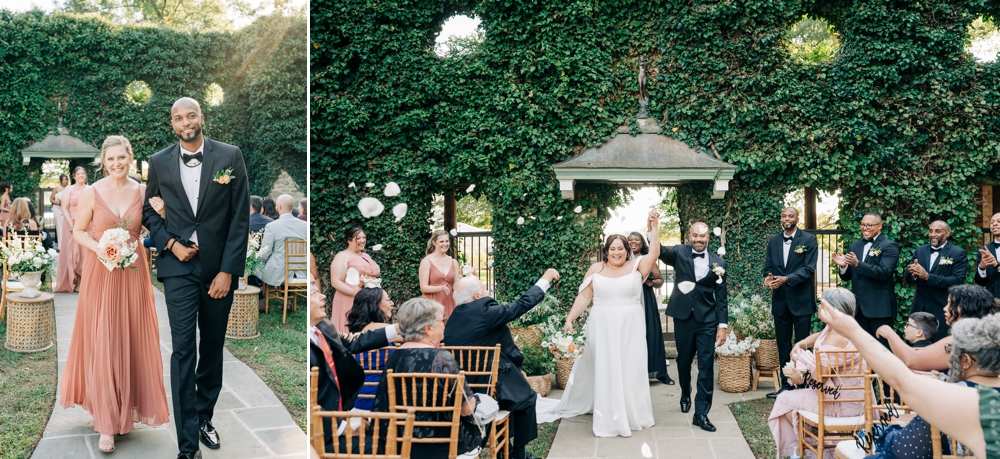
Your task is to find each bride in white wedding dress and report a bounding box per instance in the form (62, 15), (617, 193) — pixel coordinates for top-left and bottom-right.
(536, 210), (661, 437)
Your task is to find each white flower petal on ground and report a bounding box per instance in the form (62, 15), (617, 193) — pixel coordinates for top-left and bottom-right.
(517, 217), (525, 225)
(717, 246), (726, 256)
(641, 443), (653, 458)
(345, 268), (360, 286)
(466, 184), (475, 193)
(357, 197), (385, 218)
(573, 205), (582, 213)
(348, 182), (355, 188)
(713, 227), (722, 237)
(372, 244), (383, 251)
(384, 181), (401, 197)
(450, 229), (458, 236)
(392, 203), (408, 222)
(365, 182), (375, 188)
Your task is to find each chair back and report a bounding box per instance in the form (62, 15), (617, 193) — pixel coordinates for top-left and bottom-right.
(441, 345), (501, 397)
(859, 373), (914, 455)
(354, 346), (396, 402)
(310, 407), (416, 458)
(386, 370), (466, 459)
(813, 349), (868, 418)
(311, 367), (320, 407)
(284, 238), (308, 281)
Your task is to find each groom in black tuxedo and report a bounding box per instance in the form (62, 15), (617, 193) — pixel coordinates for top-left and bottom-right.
(143, 97), (250, 459)
(835, 211), (899, 341)
(975, 212), (1000, 299)
(654, 221), (728, 432)
(904, 220), (967, 341)
(762, 207), (817, 398)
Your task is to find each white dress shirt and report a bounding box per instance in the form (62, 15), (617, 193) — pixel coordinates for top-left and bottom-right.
(929, 241), (947, 271)
(841, 233), (881, 274)
(782, 229), (797, 267)
(693, 249), (709, 281)
(179, 141), (203, 245)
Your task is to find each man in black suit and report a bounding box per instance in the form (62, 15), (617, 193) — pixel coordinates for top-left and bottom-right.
(834, 211), (900, 341)
(308, 277), (399, 451)
(975, 212), (1000, 299)
(143, 97), (250, 459)
(443, 269), (559, 459)
(249, 195), (274, 234)
(762, 207), (818, 398)
(654, 221), (728, 432)
(903, 220), (967, 341)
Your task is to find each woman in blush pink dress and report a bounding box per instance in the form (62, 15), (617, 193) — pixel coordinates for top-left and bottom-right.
(59, 137), (169, 453)
(768, 287), (868, 459)
(55, 167), (89, 292)
(330, 226), (380, 330)
(419, 229), (458, 319)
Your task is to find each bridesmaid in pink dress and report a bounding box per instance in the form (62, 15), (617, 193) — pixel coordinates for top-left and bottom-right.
(60, 137), (169, 453)
(419, 229), (458, 318)
(55, 167), (88, 293)
(330, 226), (381, 330)
(768, 287), (868, 459)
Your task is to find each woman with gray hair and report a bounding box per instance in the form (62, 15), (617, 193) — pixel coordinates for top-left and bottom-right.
(370, 298), (478, 457)
(767, 287), (868, 458)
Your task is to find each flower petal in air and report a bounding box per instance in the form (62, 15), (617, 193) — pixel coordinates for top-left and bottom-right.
(574, 206), (582, 213)
(357, 197), (384, 218)
(517, 217), (525, 225)
(713, 227), (722, 237)
(717, 246), (726, 256)
(450, 229), (458, 236)
(466, 184), (475, 193)
(384, 182), (401, 197)
(372, 244), (383, 251)
(392, 203), (408, 222)
(348, 182), (355, 188)
(345, 268), (360, 286)
(365, 182), (375, 188)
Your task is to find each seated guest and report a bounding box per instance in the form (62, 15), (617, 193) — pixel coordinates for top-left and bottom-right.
(865, 313), (1000, 459)
(298, 198), (308, 221)
(6, 197), (40, 238)
(262, 197), (280, 220)
(818, 297), (1000, 459)
(906, 312), (939, 348)
(769, 287), (868, 459)
(347, 286), (400, 411)
(259, 194), (308, 287)
(371, 298), (478, 458)
(309, 274), (401, 452)
(249, 195), (273, 234)
(443, 269), (559, 459)
(875, 284), (998, 371)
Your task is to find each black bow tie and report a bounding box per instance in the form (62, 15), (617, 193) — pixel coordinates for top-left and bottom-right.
(692, 252), (705, 259)
(783, 236), (793, 243)
(930, 246), (942, 252)
(181, 151), (203, 167)
(863, 238), (874, 244)
(994, 242), (1000, 249)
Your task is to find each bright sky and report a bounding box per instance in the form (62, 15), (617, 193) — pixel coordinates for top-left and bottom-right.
(437, 14), (481, 44)
(0, 0), (306, 28)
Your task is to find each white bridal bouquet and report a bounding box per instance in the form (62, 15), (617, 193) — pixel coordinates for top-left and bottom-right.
(0, 234), (57, 275)
(96, 227), (139, 271)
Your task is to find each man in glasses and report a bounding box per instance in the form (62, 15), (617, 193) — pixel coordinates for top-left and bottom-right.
(904, 220), (967, 341)
(833, 211), (900, 340)
(902, 312), (939, 348)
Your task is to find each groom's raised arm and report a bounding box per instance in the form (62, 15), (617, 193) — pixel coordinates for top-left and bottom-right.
(220, 148), (251, 276)
(143, 157), (171, 251)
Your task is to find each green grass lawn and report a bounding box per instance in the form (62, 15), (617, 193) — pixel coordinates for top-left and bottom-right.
(478, 420), (559, 459)
(0, 318), (58, 459)
(225, 296), (307, 431)
(731, 397), (777, 459)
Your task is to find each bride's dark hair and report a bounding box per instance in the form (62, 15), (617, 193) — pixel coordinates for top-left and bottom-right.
(600, 234), (633, 264)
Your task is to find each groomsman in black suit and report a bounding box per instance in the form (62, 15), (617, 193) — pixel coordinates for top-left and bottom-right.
(834, 212), (900, 340)
(654, 221), (728, 432)
(762, 207), (818, 398)
(904, 220), (967, 341)
(975, 212), (1000, 298)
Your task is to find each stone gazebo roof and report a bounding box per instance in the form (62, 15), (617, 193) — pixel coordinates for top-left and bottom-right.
(553, 119), (737, 199)
(20, 126), (100, 166)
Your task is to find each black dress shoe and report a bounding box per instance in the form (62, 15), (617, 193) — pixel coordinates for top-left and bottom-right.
(199, 420), (220, 449)
(766, 385), (794, 399)
(657, 374), (675, 385)
(680, 396), (691, 413)
(177, 451), (202, 459)
(692, 414), (717, 432)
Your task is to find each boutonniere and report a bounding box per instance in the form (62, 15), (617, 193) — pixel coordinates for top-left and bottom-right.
(712, 263), (725, 284)
(794, 245), (807, 254)
(869, 248), (882, 257)
(939, 257), (954, 266)
(213, 168), (234, 185)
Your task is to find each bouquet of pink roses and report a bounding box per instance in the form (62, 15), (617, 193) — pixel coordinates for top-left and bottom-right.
(96, 227), (140, 271)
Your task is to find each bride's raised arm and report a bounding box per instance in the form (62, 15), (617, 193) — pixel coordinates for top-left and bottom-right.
(637, 210), (660, 277)
(564, 262), (602, 333)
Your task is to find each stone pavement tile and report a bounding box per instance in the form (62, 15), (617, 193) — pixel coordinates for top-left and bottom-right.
(255, 426), (308, 456)
(84, 428), (176, 457)
(548, 426), (598, 458)
(651, 426), (694, 439)
(223, 349), (241, 362)
(214, 390), (250, 411)
(201, 410), (270, 459)
(233, 406), (298, 430)
(691, 420), (743, 439)
(710, 407), (738, 424)
(32, 435), (92, 459)
(224, 361), (283, 406)
(654, 438), (715, 459)
(594, 428), (657, 457)
(710, 437), (755, 458)
(42, 405), (96, 436)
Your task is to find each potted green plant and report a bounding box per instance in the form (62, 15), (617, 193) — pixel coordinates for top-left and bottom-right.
(731, 294), (779, 368)
(520, 343), (555, 397)
(510, 293), (559, 349)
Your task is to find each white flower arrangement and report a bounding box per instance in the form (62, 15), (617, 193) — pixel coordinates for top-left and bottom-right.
(729, 294), (776, 339)
(540, 314), (586, 361)
(715, 331), (759, 357)
(244, 232), (265, 278)
(360, 275), (382, 289)
(0, 235), (57, 276)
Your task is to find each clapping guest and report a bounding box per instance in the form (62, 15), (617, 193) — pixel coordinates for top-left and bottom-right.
(347, 286), (400, 411)
(834, 211), (900, 341)
(419, 230), (459, 319)
(905, 220), (967, 341)
(627, 231), (673, 385)
(975, 212), (1000, 299)
(444, 269), (559, 459)
(762, 207), (818, 398)
(330, 226), (381, 330)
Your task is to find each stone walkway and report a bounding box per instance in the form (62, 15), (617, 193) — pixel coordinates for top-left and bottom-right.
(32, 291), (306, 459)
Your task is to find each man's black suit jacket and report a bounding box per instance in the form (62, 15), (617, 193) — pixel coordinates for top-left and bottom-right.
(142, 138), (251, 281)
(658, 244), (728, 324)
(442, 285), (545, 411)
(762, 230), (818, 317)
(906, 242), (967, 318)
(838, 234), (900, 319)
(309, 320), (390, 413)
(975, 241), (1000, 298)
(250, 212), (273, 234)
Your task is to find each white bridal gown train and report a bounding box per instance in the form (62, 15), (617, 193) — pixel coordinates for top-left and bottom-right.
(536, 257), (654, 437)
